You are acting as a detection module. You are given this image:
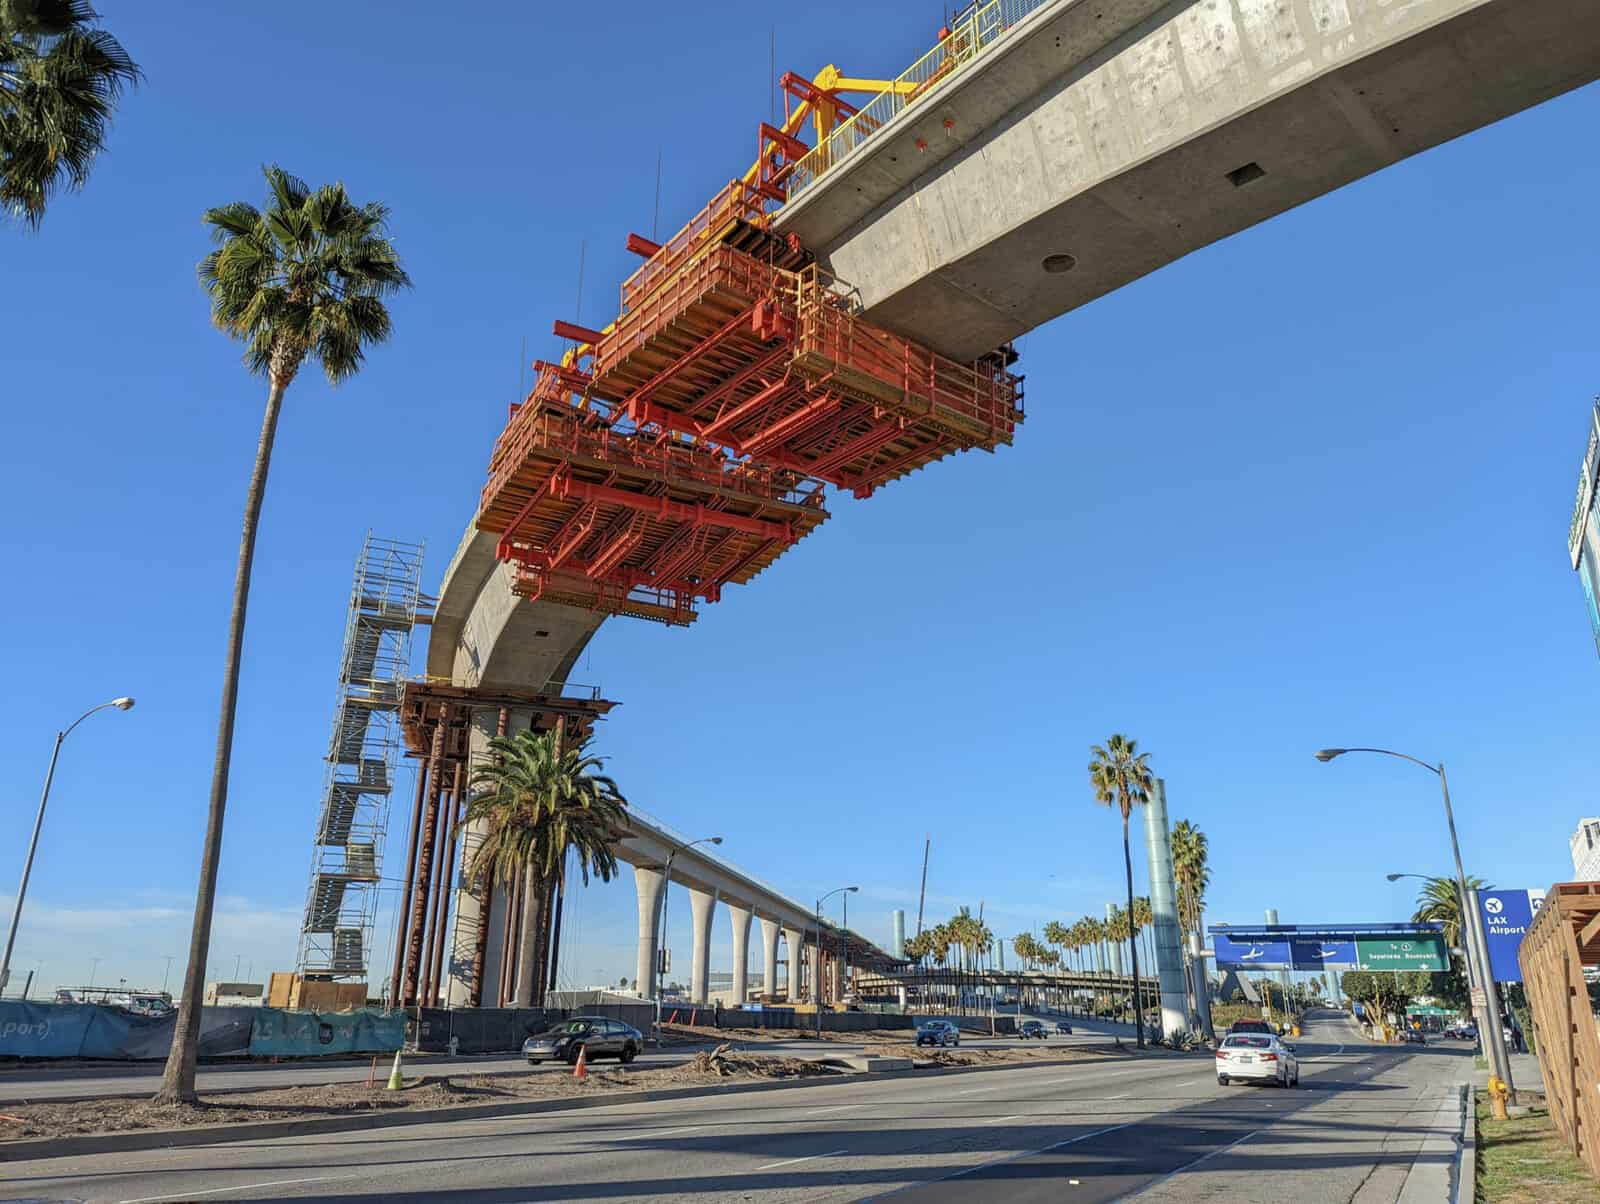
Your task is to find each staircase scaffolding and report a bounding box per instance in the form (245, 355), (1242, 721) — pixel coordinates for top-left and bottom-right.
(297, 535), (428, 981)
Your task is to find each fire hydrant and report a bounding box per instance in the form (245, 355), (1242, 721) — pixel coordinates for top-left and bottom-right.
(1487, 1074), (1510, 1120)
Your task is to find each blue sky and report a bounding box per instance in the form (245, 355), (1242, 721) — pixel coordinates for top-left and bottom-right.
(3, 3), (1598, 996)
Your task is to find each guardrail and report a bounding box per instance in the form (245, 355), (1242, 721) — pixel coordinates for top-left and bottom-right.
(786, 0), (1049, 200)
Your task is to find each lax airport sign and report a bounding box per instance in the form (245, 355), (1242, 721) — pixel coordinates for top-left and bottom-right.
(1211, 924), (1447, 972)
(1476, 889), (1546, 983)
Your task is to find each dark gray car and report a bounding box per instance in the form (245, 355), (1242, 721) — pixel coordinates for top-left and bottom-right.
(522, 1017), (643, 1066)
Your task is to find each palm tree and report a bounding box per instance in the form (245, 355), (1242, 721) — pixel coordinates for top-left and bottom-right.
(1090, 734), (1154, 1046)
(460, 729), (627, 1004)
(155, 167), (410, 1105)
(1411, 874), (1486, 949)
(2, 1), (139, 227)
(1170, 820), (1211, 940)
(1133, 896), (1155, 973)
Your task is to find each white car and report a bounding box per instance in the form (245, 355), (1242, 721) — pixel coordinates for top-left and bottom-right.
(1216, 1033), (1299, 1087)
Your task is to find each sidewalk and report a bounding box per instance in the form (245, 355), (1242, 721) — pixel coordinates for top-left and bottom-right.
(1470, 1049), (1544, 1095)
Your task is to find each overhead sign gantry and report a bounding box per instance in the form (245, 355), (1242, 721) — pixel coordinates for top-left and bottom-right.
(1208, 923), (1449, 972)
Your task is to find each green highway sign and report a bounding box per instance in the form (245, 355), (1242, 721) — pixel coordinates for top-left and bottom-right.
(1354, 936), (1448, 972)
(1406, 1005), (1451, 1015)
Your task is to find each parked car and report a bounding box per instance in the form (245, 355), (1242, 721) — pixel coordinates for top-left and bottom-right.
(522, 1017), (642, 1066)
(1216, 1033), (1298, 1087)
(1402, 1028), (1426, 1045)
(916, 1020), (961, 1047)
(1228, 1019), (1274, 1036)
(1018, 1020), (1047, 1040)
(1055, 1021), (1074, 1035)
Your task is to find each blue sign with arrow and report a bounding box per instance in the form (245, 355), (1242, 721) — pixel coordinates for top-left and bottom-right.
(1214, 934), (1292, 969)
(1290, 938), (1357, 969)
(1477, 889), (1545, 983)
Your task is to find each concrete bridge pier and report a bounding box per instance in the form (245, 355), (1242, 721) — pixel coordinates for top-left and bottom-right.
(633, 866), (665, 998)
(688, 887), (717, 1004)
(784, 926), (804, 1002)
(759, 918), (780, 998)
(728, 904), (752, 1005)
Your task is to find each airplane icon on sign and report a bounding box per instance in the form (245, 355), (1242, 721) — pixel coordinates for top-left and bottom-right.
(1239, 946), (1267, 961)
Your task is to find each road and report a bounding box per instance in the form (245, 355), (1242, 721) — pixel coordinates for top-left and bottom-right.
(0, 1017), (1135, 1104)
(2, 1011), (1470, 1202)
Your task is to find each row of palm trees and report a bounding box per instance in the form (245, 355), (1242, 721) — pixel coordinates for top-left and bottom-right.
(901, 907), (996, 1013)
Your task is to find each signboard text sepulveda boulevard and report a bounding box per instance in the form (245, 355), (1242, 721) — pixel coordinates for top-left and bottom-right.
(1211, 925), (1447, 972)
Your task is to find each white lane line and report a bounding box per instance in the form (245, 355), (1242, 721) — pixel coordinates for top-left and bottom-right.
(807, 1103), (867, 1115)
(613, 1123), (710, 1141)
(1140, 1127), (1263, 1190)
(956, 1082), (1012, 1095)
(119, 1177), (350, 1204)
(981, 1113), (1027, 1126)
(757, 1147), (848, 1171)
(864, 1120), (1140, 1200)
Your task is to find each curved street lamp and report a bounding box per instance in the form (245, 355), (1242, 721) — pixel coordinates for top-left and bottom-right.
(1315, 745), (1514, 1095)
(656, 836), (722, 1010)
(2, 697), (135, 996)
(815, 886), (859, 1037)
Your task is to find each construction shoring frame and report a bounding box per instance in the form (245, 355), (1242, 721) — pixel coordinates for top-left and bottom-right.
(1518, 880), (1600, 1178)
(390, 681), (616, 1008)
(297, 535), (427, 982)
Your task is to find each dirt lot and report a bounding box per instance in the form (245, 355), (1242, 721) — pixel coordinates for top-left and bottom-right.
(0, 1052), (836, 1143)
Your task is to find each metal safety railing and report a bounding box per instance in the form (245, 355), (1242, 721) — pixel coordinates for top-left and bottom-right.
(786, 0), (1048, 200)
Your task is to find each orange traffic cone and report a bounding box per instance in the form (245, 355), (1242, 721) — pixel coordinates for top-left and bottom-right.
(573, 1043), (588, 1082)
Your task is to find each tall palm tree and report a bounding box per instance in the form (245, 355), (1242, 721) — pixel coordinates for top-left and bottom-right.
(1090, 734), (1154, 1046)
(2, 1), (139, 227)
(1133, 896), (1154, 972)
(1411, 874), (1487, 950)
(155, 167), (409, 1105)
(460, 728), (627, 1003)
(1171, 819), (1211, 941)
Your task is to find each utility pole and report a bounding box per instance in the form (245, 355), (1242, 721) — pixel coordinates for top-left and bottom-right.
(915, 837), (930, 937)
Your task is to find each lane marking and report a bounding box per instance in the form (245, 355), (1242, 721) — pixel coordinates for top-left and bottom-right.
(863, 1120), (1140, 1200)
(120, 1177), (350, 1204)
(757, 1147), (848, 1171)
(807, 1104), (867, 1116)
(613, 1123), (710, 1141)
(1139, 1127), (1262, 1189)
(981, 1113), (1026, 1126)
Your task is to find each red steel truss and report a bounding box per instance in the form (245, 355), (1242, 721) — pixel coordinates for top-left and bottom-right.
(476, 365), (828, 625)
(583, 247), (1022, 498)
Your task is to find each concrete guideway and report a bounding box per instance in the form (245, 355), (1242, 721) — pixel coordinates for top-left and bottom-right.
(4, 1012), (1474, 1202)
(777, 0), (1600, 362)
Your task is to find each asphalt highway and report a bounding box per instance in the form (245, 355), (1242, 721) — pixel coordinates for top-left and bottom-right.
(2, 1011), (1470, 1202)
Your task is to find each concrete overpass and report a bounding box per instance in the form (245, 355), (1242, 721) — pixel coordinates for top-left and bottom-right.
(414, 0), (1600, 1006)
(777, 0), (1600, 360)
(425, 531), (892, 1008)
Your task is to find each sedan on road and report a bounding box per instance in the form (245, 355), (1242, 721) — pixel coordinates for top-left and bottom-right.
(1017, 1020), (1047, 1040)
(1055, 1020), (1073, 1035)
(523, 1017), (642, 1066)
(1216, 1034), (1298, 1087)
(915, 1020), (961, 1047)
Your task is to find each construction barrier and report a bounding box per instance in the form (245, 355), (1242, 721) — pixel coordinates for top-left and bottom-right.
(246, 1008), (404, 1057)
(0, 1001), (398, 1061)
(0, 1002), (254, 1060)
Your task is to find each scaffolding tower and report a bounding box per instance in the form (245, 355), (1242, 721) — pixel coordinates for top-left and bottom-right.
(297, 535), (428, 981)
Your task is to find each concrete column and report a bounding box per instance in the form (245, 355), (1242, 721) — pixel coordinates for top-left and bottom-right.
(783, 926), (804, 1002)
(1143, 778), (1190, 1038)
(1106, 903), (1124, 976)
(445, 707), (498, 1007)
(634, 866), (665, 1000)
(829, 950), (843, 1001)
(688, 887), (717, 1004)
(760, 917), (780, 998)
(727, 903), (752, 1005)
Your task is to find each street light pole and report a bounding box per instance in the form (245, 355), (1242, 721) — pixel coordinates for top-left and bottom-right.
(1317, 747), (1514, 1095)
(1, 697), (136, 998)
(654, 835), (722, 1023)
(815, 886), (858, 1038)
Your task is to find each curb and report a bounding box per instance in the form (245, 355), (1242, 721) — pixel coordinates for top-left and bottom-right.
(1454, 1084), (1476, 1204)
(1, 1051), (1126, 1163)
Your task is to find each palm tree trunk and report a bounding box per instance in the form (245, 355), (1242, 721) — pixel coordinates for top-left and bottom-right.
(1123, 815), (1144, 1047)
(512, 864), (544, 1007)
(155, 374), (287, 1104)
